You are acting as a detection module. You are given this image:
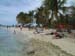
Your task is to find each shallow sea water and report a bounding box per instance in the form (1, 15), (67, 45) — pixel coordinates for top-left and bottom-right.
(0, 28), (28, 56)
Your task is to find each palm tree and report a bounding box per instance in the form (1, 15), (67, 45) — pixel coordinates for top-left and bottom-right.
(35, 6), (50, 27)
(43, 0), (66, 25)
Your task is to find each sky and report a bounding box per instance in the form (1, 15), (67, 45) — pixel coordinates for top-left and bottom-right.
(0, 0), (43, 25)
(0, 0), (74, 25)
(64, 0), (75, 6)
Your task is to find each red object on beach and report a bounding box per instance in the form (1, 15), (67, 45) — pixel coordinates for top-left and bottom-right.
(60, 24), (64, 29)
(54, 32), (58, 35)
(57, 24), (64, 29)
(53, 32), (59, 39)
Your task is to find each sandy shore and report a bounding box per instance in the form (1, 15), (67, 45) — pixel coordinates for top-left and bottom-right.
(8, 27), (75, 56)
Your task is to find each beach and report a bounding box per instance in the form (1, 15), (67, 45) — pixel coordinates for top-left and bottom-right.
(0, 0), (75, 56)
(8, 27), (75, 56)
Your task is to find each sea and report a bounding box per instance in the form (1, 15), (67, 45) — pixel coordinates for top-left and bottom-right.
(0, 27), (28, 56)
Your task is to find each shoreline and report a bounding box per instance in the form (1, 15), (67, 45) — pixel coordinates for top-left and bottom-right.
(8, 27), (75, 56)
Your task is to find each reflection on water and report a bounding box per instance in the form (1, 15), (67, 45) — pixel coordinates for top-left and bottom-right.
(0, 28), (27, 56)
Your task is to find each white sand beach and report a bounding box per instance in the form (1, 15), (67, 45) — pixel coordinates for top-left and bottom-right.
(8, 27), (75, 56)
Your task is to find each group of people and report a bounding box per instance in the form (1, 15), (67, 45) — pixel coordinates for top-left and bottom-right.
(13, 24), (73, 39)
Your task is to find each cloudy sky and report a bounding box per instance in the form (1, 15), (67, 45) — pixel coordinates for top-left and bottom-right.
(0, 0), (74, 25)
(0, 0), (43, 25)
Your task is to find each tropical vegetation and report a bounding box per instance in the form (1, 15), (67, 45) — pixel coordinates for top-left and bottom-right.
(16, 0), (75, 28)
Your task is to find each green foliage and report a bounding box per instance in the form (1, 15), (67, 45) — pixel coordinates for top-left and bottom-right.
(35, 6), (49, 25)
(43, 0), (67, 27)
(16, 0), (67, 27)
(16, 12), (32, 24)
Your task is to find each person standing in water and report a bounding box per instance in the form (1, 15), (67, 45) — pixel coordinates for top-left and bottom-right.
(14, 30), (16, 34)
(20, 25), (23, 31)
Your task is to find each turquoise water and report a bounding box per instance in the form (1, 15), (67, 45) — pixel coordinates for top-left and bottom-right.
(0, 28), (27, 56)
